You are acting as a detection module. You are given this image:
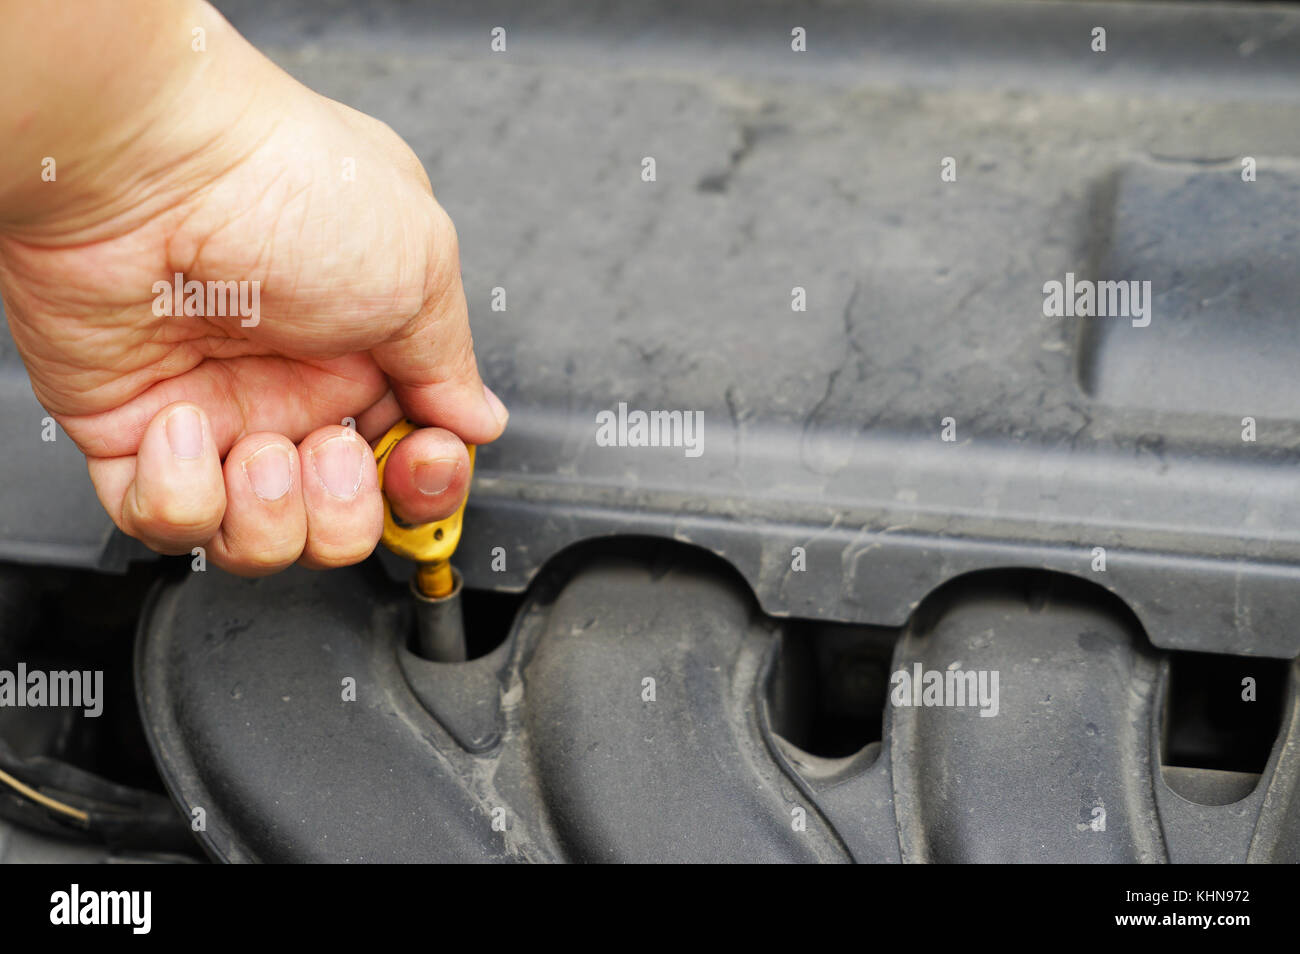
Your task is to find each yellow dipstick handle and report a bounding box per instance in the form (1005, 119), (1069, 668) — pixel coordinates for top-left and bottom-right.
(373, 419), (475, 599)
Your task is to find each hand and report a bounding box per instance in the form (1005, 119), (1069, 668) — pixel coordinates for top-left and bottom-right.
(0, 1), (507, 575)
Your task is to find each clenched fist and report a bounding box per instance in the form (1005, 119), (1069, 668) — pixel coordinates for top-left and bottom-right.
(0, 0), (507, 575)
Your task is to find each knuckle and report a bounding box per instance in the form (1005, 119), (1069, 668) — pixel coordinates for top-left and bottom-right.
(431, 202), (459, 256)
(225, 534), (305, 575)
(423, 207), (463, 305)
(305, 510), (382, 568)
(303, 537), (378, 569)
(391, 495), (456, 526)
(133, 495), (223, 545)
(221, 550), (300, 578)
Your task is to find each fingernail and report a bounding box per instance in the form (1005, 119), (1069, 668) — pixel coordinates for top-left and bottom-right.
(311, 434), (364, 499)
(483, 384), (509, 427)
(166, 407), (203, 460)
(243, 444), (293, 501)
(413, 458), (460, 496)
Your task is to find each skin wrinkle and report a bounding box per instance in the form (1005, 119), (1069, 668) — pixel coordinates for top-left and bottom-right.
(2, 43), (230, 239)
(9, 4), (280, 243)
(0, 0), (505, 575)
(22, 308), (188, 416)
(169, 145), (297, 284)
(212, 359), (254, 450)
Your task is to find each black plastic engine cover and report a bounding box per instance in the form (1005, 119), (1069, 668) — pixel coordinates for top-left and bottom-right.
(136, 546), (1300, 863)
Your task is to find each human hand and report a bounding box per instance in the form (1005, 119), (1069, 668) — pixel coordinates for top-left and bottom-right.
(0, 0), (507, 574)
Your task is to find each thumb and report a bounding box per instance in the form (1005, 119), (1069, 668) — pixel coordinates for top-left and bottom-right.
(372, 219), (508, 444)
